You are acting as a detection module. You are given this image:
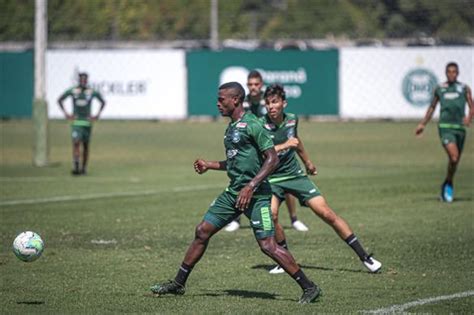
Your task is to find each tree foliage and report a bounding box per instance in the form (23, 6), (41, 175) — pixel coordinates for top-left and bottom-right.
(0, 0), (472, 41)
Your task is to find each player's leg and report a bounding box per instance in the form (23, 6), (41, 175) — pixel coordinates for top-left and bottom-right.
(82, 142), (89, 175)
(72, 140), (81, 175)
(269, 195), (286, 274)
(81, 126), (91, 174)
(285, 193), (308, 231)
(151, 192), (236, 295)
(151, 221), (220, 295)
(306, 196), (381, 272)
(250, 198), (321, 303)
(439, 129), (464, 202)
(70, 126), (82, 175)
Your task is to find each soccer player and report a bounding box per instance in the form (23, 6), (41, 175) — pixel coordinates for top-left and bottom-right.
(415, 62), (473, 202)
(225, 70), (309, 232)
(58, 72), (106, 175)
(261, 84), (382, 274)
(150, 82), (321, 304)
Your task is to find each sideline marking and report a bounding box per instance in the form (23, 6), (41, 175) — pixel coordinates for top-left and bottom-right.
(0, 176), (142, 183)
(362, 290), (474, 314)
(0, 184), (222, 207)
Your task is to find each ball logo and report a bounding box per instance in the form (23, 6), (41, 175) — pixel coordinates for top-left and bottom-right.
(402, 69), (438, 107)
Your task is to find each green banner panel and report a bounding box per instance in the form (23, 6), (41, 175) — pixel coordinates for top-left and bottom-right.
(0, 51), (34, 118)
(187, 50), (338, 116)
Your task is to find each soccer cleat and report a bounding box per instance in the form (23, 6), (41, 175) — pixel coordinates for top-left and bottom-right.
(441, 181), (454, 203)
(298, 283), (322, 304)
(224, 220), (240, 232)
(362, 255), (382, 273)
(150, 280), (185, 296)
(71, 169), (81, 176)
(292, 220), (309, 232)
(269, 265), (285, 274)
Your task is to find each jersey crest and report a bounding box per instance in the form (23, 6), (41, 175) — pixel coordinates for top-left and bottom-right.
(231, 129), (241, 143)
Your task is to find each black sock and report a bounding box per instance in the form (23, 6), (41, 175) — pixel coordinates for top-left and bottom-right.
(290, 216), (298, 223)
(291, 269), (314, 290)
(235, 216), (241, 224)
(345, 234), (369, 260)
(174, 262), (193, 286)
(277, 239), (289, 250)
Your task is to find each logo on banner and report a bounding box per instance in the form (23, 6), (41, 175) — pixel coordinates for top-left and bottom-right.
(402, 68), (438, 107)
(219, 66), (308, 99)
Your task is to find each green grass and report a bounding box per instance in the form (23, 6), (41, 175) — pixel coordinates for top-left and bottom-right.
(1, 120), (473, 314)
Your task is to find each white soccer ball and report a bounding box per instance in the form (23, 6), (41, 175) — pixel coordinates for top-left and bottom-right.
(12, 231), (44, 262)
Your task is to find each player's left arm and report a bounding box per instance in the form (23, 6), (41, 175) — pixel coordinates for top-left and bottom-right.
(91, 91), (106, 121)
(295, 136), (317, 175)
(235, 147), (279, 211)
(464, 85), (473, 127)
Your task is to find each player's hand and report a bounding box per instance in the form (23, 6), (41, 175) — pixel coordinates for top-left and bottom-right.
(236, 185), (254, 212)
(194, 159), (208, 174)
(66, 114), (74, 121)
(305, 161), (318, 175)
(463, 116), (471, 127)
(89, 115), (99, 122)
(415, 123), (425, 137)
(285, 138), (299, 149)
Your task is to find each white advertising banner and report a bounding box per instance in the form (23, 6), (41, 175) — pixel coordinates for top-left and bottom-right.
(340, 47), (473, 119)
(46, 50), (187, 119)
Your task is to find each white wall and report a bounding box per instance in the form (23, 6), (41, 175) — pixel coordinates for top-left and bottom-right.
(46, 50), (187, 119)
(340, 47), (473, 119)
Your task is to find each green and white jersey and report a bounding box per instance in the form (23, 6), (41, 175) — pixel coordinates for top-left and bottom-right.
(260, 113), (305, 183)
(60, 86), (103, 127)
(435, 81), (469, 129)
(224, 112), (274, 195)
(243, 92), (267, 118)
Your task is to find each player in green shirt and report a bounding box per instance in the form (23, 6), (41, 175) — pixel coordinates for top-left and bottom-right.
(58, 72), (106, 175)
(416, 62), (473, 202)
(150, 82), (321, 304)
(261, 84), (382, 274)
(226, 70), (309, 233)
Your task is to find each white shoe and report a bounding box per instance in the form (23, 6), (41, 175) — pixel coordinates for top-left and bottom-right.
(362, 256), (382, 273)
(292, 220), (309, 232)
(269, 265), (285, 274)
(224, 221), (240, 232)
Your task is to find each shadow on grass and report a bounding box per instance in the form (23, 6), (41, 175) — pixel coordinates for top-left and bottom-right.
(251, 263), (367, 274)
(146, 289), (292, 301)
(16, 301), (45, 305)
(198, 289), (295, 301)
(421, 196), (473, 202)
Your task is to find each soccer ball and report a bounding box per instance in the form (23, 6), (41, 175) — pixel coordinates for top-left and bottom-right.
(12, 231), (44, 262)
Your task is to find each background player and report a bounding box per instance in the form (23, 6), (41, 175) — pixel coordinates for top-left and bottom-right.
(225, 70), (309, 232)
(415, 62), (473, 202)
(261, 84), (382, 274)
(58, 72), (106, 175)
(150, 82), (321, 304)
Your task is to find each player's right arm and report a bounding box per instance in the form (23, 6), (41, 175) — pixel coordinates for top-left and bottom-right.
(295, 137), (317, 175)
(57, 89), (74, 120)
(193, 159), (226, 174)
(415, 90), (439, 136)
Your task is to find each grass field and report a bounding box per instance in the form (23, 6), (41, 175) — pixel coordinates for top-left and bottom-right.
(1, 120), (473, 314)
